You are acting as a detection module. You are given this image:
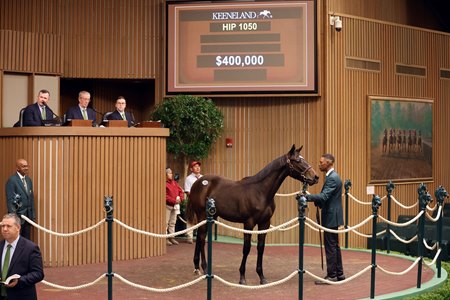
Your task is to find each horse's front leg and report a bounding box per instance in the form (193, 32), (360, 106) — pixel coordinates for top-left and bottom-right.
(256, 223), (269, 284)
(239, 232), (252, 285)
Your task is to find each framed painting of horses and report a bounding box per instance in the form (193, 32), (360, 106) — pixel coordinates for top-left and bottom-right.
(368, 96), (433, 183)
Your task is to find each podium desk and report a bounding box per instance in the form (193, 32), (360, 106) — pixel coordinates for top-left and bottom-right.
(0, 127), (169, 266)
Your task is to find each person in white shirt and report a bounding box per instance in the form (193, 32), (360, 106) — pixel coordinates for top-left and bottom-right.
(183, 161), (202, 244)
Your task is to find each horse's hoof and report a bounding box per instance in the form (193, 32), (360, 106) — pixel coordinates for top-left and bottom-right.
(260, 278), (268, 285)
(239, 279), (247, 285)
(193, 269), (201, 275)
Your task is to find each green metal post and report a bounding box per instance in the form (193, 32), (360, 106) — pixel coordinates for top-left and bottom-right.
(385, 181), (395, 254)
(370, 195), (382, 299)
(434, 186), (448, 278)
(344, 179), (351, 249)
(416, 183), (431, 288)
(206, 198), (216, 300)
(104, 196), (114, 300)
(295, 192), (307, 300)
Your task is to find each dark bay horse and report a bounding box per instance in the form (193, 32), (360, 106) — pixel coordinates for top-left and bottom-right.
(185, 145), (319, 285)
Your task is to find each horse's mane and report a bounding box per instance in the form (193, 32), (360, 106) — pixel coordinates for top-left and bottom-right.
(239, 155), (284, 183)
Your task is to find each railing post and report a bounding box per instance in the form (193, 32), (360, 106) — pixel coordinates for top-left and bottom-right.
(417, 183), (431, 288)
(104, 196), (114, 300)
(295, 192), (308, 300)
(385, 181), (395, 253)
(370, 195), (382, 299)
(206, 197), (216, 300)
(344, 179), (351, 249)
(434, 186), (448, 278)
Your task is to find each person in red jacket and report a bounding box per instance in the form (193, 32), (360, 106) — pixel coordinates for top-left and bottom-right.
(165, 167), (184, 246)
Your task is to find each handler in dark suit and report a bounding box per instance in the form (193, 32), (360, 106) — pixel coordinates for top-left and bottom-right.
(5, 159), (36, 241)
(306, 153), (345, 284)
(0, 213), (44, 300)
(106, 96), (135, 127)
(65, 90), (97, 126)
(22, 89), (55, 126)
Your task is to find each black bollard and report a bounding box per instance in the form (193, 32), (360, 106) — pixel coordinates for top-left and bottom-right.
(206, 197), (216, 300)
(370, 195), (382, 299)
(104, 196), (114, 300)
(344, 179), (351, 249)
(385, 181), (395, 253)
(416, 183), (432, 288)
(295, 192), (307, 300)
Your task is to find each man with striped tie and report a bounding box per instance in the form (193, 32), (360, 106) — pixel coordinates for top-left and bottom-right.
(106, 96), (135, 127)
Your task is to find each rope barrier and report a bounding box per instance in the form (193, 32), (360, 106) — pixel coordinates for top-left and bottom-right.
(304, 265), (372, 285)
(305, 215), (374, 234)
(425, 206), (442, 222)
(378, 210), (424, 227)
(214, 271), (298, 289)
(270, 222), (299, 231)
(275, 191), (302, 197)
(215, 218), (298, 235)
(390, 195), (418, 209)
(351, 229), (386, 238)
(423, 239), (438, 251)
(40, 274), (106, 290)
(114, 218), (206, 238)
(425, 249), (442, 266)
(21, 215), (104, 237)
(388, 229), (417, 244)
(114, 273), (206, 292)
(377, 257), (421, 276)
(347, 193), (372, 205)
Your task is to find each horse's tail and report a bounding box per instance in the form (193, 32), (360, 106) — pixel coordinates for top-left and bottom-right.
(185, 198), (197, 224)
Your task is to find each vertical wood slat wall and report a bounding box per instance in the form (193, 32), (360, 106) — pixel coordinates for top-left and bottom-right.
(324, 13), (450, 248)
(0, 128), (168, 266)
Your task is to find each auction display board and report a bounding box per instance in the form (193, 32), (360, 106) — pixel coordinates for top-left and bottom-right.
(167, 1), (317, 94)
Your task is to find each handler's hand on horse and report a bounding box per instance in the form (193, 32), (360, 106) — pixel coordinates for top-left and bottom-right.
(314, 199), (323, 209)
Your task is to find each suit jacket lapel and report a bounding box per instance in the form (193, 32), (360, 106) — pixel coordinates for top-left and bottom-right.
(15, 174), (27, 195)
(7, 237), (25, 274)
(0, 240), (5, 274)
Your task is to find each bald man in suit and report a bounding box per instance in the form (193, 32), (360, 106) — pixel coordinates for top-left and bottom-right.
(5, 159), (36, 241)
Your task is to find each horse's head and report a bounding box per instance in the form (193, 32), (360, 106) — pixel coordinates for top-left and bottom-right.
(286, 145), (319, 185)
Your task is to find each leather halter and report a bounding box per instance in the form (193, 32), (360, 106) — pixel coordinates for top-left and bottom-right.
(286, 155), (312, 182)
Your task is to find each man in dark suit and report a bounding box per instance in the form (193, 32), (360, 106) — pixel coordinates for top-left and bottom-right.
(65, 91), (97, 126)
(0, 213), (44, 300)
(22, 89), (56, 126)
(106, 96), (135, 127)
(306, 153), (345, 284)
(5, 159), (36, 241)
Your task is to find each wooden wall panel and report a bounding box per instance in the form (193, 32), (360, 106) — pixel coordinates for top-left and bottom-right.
(325, 13), (450, 248)
(0, 128), (168, 266)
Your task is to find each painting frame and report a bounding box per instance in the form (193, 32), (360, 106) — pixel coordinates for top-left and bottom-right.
(367, 96), (433, 184)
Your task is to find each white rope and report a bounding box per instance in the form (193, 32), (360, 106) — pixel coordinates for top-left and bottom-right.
(270, 222), (299, 231)
(215, 218), (298, 235)
(305, 265), (372, 285)
(275, 191), (302, 197)
(377, 257), (421, 275)
(114, 218), (206, 238)
(378, 210), (424, 227)
(426, 204), (438, 212)
(425, 206), (442, 222)
(305, 215), (374, 234)
(423, 239), (438, 251)
(114, 273), (206, 292)
(388, 229), (417, 244)
(425, 249), (442, 266)
(351, 229), (386, 238)
(40, 274), (106, 290)
(177, 215), (187, 224)
(390, 195), (418, 209)
(347, 193), (372, 205)
(214, 271), (298, 289)
(304, 222), (319, 232)
(21, 215), (104, 237)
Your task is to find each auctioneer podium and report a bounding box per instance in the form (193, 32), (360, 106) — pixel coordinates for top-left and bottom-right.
(0, 126), (169, 267)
